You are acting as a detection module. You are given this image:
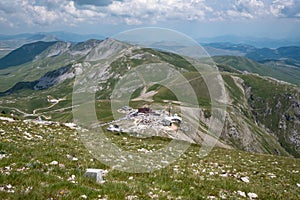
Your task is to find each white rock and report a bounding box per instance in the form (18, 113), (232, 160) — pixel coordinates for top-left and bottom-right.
(128, 176), (134, 180)
(297, 183), (300, 187)
(50, 161), (59, 165)
(207, 196), (217, 199)
(0, 154), (6, 160)
(219, 173), (228, 177)
(268, 173), (276, 178)
(85, 168), (103, 184)
(237, 190), (246, 197)
(241, 176), (250, 183)
(247, 192), (258, 199)
(0, 117), (15, 122)
(80, 194), (88, 199)
(72, 157), (78, 161)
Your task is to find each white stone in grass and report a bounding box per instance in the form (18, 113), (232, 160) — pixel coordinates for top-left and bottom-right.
(247, 192), (258, 199)
(0, 154), (6, 160)
(297, 183), (300, 187)
(237, 190), (246, 197)
(72, 157), (78, 161)
(241, 176), (250, 183)
(80, 194), (88, 199)
(85, 168), (103, 184)
(50, 160), (59, 165)
(207, 196), (217, 199)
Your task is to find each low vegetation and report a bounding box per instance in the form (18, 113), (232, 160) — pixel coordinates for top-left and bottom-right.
(0, 119), (299, 199)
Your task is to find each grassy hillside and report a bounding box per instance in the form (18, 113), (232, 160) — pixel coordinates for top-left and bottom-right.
(0, 41), (57, 69)
(0, 119), (299, 199)
(213, 56), (300, 85)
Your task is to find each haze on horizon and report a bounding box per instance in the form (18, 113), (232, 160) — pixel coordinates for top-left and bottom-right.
(0, 0), (299, 40)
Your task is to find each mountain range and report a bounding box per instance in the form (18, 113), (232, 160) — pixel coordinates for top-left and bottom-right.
(0, 38), (299, 159)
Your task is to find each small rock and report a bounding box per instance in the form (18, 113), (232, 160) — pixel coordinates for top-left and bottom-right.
(237, 190), (246, 197)
(85, 168), (103, 184)
(241, 176), (250, 183)
(296, 183), (300, 187)
(50, 161), (58, 165)
(219, 173), (228, 177)
(207, 196), (217, 199)
(268, 173), (276, 178)
(128, 176), (134, 180)
(72, 157), (78, 161)
(0, 154), (6, 160)
(247, 192), (258, 199)
(80, 194), (87, 199)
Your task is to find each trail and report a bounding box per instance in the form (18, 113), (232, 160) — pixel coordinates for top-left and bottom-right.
(33, 98), (66, 114)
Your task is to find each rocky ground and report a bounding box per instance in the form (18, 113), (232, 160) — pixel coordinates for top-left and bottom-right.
(0, 117), (299, 199)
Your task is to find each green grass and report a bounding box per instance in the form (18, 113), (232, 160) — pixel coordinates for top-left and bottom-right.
(0, 119), (299, 199)
(213, 56), (300, 86)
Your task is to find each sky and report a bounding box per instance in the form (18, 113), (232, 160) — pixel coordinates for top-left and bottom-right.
(0, 0), (299, 39)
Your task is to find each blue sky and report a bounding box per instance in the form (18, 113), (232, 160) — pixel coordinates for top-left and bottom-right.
(0, 0), (299, 39)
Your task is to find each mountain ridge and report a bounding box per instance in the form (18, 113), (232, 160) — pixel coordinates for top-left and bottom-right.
(0, 39), (298, 158)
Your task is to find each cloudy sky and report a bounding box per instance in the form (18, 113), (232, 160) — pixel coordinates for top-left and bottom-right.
(0, 0), (299, 38)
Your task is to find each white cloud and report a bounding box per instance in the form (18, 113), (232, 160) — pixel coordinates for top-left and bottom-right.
(0, 0), (299, 28)
(107, 0), (213, 24)
(270, 0), (294, 17)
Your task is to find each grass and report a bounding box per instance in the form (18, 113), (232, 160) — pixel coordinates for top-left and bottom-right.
(213, 56), (300, 86)
(0, 119), (299, 199)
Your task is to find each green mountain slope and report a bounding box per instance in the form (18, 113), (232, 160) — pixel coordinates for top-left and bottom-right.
(0, 41), (57, 69)
(0, 40), (101, 92)
(213, 56), (300, 85)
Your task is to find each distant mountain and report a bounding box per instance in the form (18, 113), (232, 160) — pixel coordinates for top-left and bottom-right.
(246, 46), (300, 62)
(46, 31), (105, 42)
(199, 35), (300, 48)
(0, 41), (58, 69)
(0, 32), (105, 60)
